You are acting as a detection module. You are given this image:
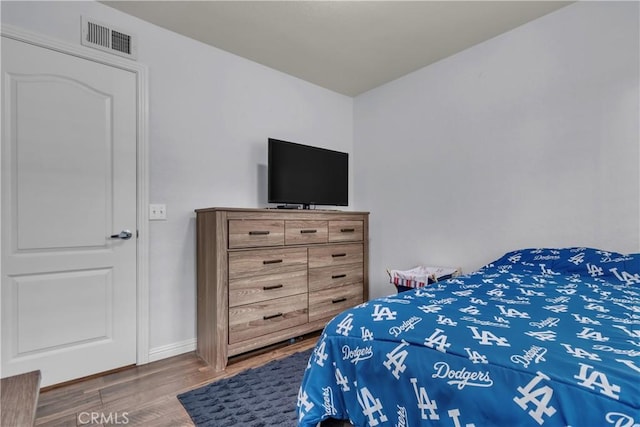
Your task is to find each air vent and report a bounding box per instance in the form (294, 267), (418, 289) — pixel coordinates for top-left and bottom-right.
(81, 16), (137, 59)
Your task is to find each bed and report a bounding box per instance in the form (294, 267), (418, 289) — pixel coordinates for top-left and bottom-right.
(297, 247), (639, 427)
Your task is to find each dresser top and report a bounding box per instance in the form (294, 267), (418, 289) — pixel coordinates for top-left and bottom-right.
(195, 207), (369, 215)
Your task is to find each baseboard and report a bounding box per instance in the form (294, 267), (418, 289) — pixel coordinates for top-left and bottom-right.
(148, 338), (196, 363)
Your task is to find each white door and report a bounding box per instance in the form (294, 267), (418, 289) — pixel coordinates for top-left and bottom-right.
(1, 36), (138, 387)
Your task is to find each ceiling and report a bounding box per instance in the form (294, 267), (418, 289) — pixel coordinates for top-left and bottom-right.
(102, 1), (572, 96)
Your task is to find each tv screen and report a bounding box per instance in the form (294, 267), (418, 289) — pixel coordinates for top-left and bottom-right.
(268, 138), (348, 208)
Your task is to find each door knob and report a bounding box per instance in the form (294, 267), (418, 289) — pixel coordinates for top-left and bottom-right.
(110, 230), (133, 240)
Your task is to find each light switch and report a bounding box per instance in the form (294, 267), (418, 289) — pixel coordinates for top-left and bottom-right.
(149, 204), (167, 220)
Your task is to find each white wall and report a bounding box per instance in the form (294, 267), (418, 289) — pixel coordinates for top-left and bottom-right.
(1, 1), (353, 357)
(354, 1), (640, 298)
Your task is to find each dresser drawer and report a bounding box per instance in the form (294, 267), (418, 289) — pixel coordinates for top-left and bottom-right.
(229, 269), (307, 307)
(328, 220), (363, 242)
(309, 263), (363, 292)
(285, 220), (328, 245)
(229, 247), (307, 280)
(229, 294), (308, 344)
(309, 284), (363, 322)
(308, 243), (363, 269)
(228, 219), (284, 248)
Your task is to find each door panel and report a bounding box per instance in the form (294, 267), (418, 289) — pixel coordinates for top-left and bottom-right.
(14, 269), (112, 354)
(2, 36), (138, 387)
(14, 75), (112, 250)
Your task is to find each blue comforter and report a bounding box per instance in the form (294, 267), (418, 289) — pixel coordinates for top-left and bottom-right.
(297, 248), (640, 427)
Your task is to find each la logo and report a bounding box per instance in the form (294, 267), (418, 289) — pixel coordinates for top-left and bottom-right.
(383, 340), (410, 379)
(577, 327), (609, 342)
(574, 363), (621, 399)
(371, 304), (397, 321)
(559, 343), (601, 361)
(297, 388), (315, 420)
(334, 365), (351, 392)
(497, 305), (530, 319)
(610, 267), (640, 285)
(356, 383), (388, 426)
(468, 326), (510, 347)
(465, 347), (488, 364)
(571, 313), (601, 325)
(513, 371), (557, 425)
(336, 313), (354, 336)
(424, 328), (451, 353)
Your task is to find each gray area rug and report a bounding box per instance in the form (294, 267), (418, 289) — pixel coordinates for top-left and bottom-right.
(178, 348), (313, 427)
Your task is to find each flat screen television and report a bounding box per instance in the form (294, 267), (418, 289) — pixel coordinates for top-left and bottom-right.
(268, 138), (348, 208)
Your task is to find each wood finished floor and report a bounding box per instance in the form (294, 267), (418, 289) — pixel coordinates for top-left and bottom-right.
(35, 335), (320, 427)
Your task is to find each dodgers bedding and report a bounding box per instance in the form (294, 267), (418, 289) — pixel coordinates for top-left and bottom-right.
(297, 248), (640, 427)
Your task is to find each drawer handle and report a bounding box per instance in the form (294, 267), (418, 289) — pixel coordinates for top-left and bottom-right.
(332, 253), (347, 258)
(300, 229), (317, 234)
(332, 274), (347, 279)
(263, 284), (284, 291)
(263, 259), (283, 265)
(263, 312), (283, 320)
(340, 228), (355, 233)
(332, 297), (347, 304)
(249, 231), (270, 236)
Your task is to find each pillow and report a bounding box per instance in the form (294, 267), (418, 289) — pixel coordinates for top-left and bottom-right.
(486, 248), (565, 271)
(551, 247), (639, 285)
(485, 247), (640, 286)
(622, 253), (640, 285)
(626, 253), (640, 273)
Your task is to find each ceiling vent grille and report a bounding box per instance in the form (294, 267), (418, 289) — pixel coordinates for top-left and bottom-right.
(81, 16), (137, 60)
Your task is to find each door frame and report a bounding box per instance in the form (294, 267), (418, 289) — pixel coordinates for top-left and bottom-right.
(1, 24), (150, 365)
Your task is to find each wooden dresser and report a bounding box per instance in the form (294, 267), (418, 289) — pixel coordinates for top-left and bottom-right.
(195, 207), (369, 371)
